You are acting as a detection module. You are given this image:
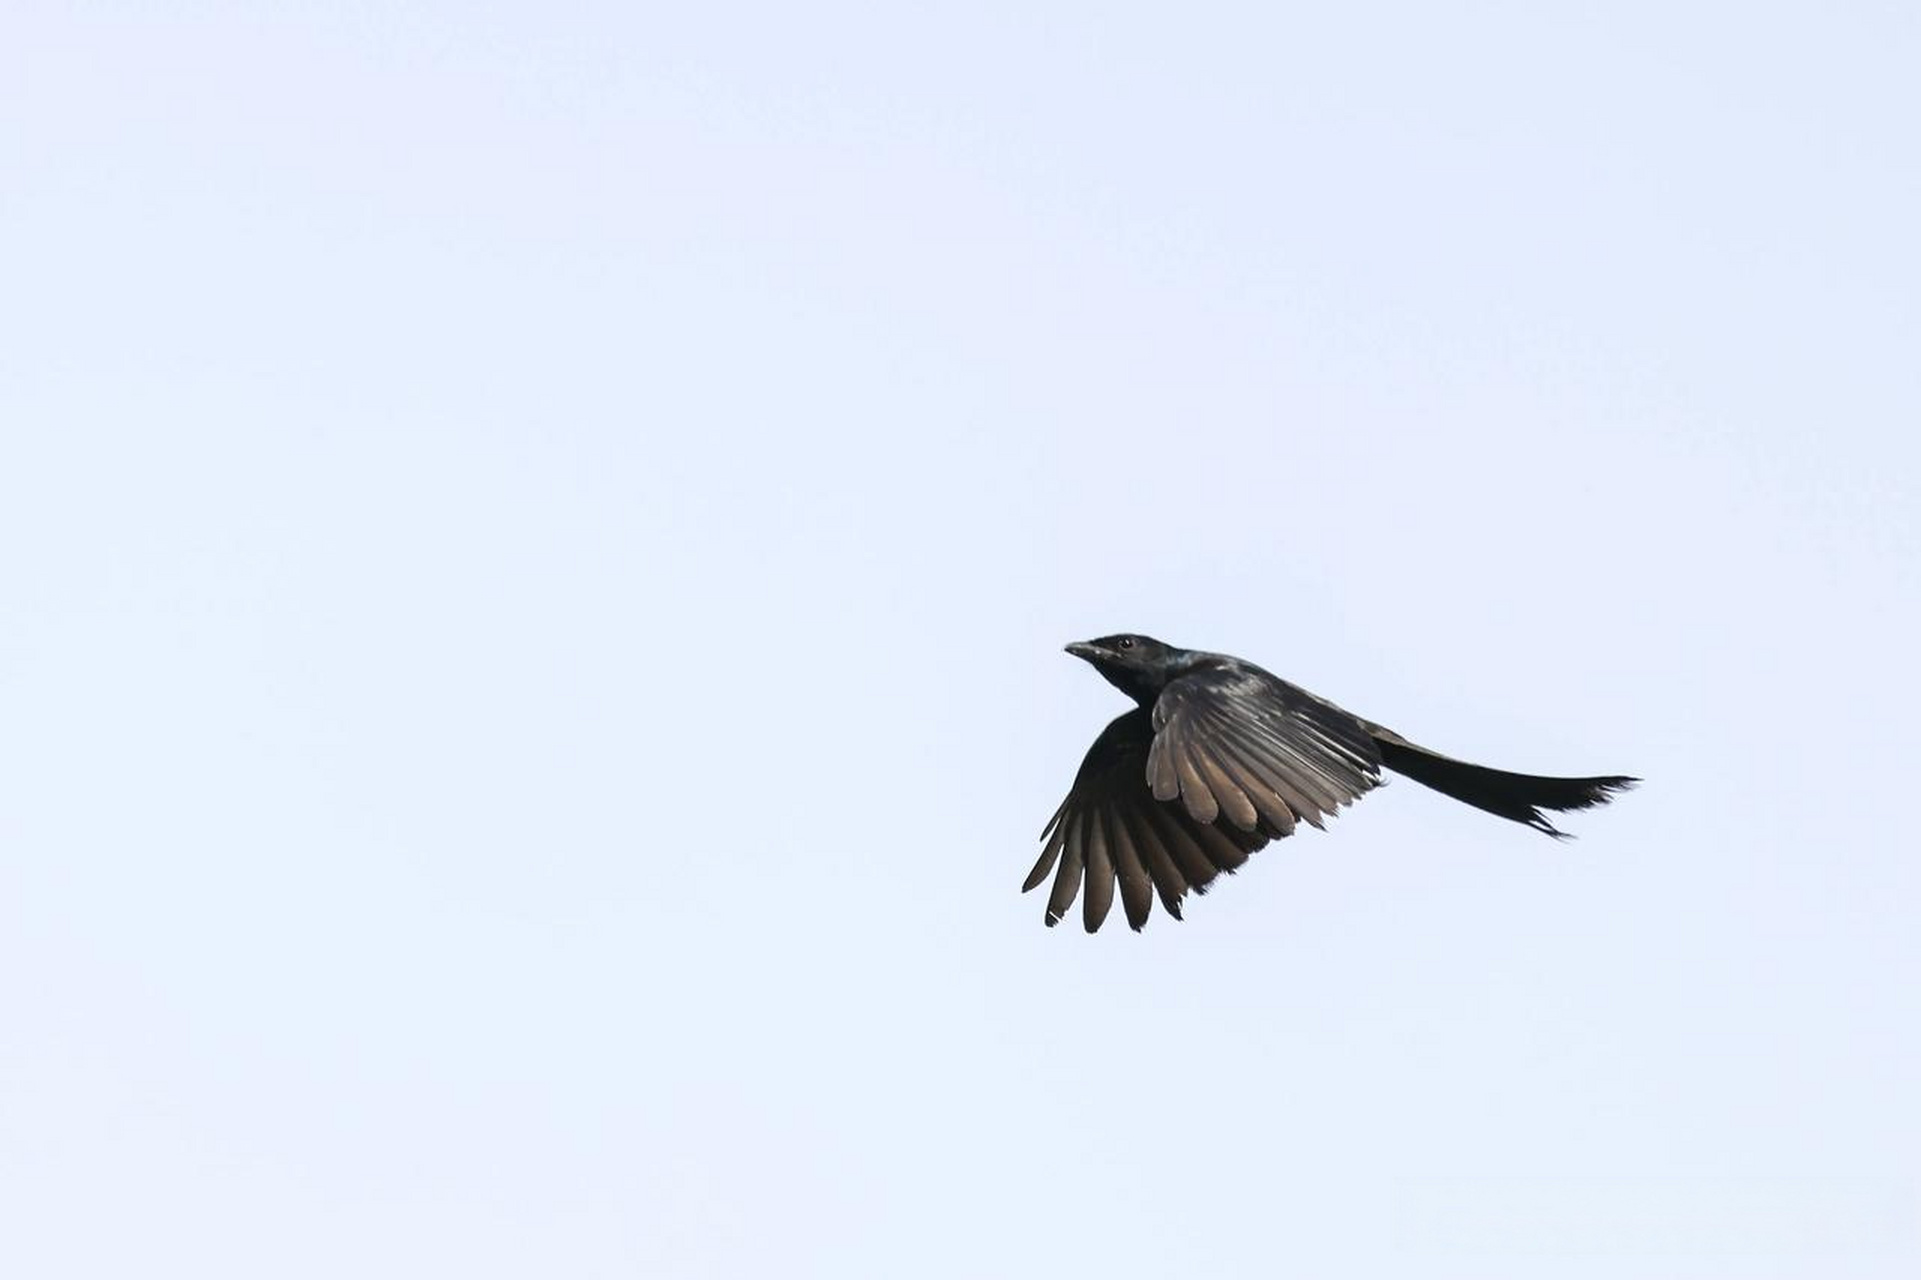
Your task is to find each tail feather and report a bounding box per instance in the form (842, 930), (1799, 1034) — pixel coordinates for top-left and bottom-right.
(1371, 734), (1637, 838)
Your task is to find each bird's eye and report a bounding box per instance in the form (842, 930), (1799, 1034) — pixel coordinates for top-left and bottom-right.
(1116, 637), (1135, 651)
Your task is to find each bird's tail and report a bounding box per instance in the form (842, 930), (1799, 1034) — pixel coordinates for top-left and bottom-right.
(1369, 730), (1637, 838)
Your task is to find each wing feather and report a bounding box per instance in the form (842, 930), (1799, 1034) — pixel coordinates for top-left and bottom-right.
(1128, 811), (1189, 919)
(1192, 740), (1260, 830)
(1028, 664), (1383, 932)
(1150, 664), (1383, 837)
(1044, 808), (1085, 926)
(1028, 710), (1252, 930)
(1023, 812), (1070, 892)
(1106, 807), (1156, 930)
(1082, 807), (1117, 933)
(1137, 798), (1222, 890)
(1195, 727), (1297, 834)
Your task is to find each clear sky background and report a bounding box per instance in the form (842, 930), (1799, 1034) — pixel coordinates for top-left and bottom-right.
(3, 2), (1917, 1276)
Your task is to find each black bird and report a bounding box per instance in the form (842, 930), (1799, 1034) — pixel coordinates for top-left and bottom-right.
(1027, 635), (1636, 932)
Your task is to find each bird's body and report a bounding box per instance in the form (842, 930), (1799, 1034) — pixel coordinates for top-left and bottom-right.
(1028, 635), (1636, 931)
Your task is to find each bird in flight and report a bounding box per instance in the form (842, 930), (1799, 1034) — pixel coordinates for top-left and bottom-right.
(1027, 635), (1636, 932)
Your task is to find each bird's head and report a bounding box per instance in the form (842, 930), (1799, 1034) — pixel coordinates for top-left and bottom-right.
(1065, 634), (1184, 704)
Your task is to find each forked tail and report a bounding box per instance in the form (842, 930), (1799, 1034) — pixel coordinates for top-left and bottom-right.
(1370, 730), (1637, 837)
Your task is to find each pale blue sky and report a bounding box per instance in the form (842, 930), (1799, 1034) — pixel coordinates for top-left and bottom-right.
(3, 2), (1917, 1276)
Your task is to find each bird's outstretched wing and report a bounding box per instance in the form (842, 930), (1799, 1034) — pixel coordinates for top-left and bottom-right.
(1024, 709), (1266, 933)
(1148, 666), (1383, 837)
(1024, 668), (1384, 932)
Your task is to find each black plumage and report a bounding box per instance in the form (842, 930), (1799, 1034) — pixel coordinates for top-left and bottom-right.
(1027, 635), (1637, 932)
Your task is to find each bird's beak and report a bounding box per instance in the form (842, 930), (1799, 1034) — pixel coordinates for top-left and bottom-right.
(1064, 641), (1104, 662)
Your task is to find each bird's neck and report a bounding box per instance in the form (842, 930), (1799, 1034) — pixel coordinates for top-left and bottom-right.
(1102, 670), (1164, 707)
